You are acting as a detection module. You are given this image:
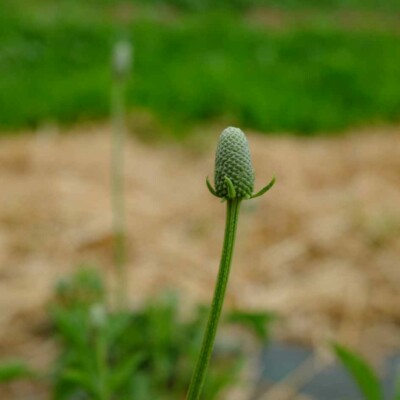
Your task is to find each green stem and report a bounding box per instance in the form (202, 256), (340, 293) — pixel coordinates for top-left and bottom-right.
(95, 327), (109, 400)
(111, 77), (127, 309)
(186, 198), (241, 400)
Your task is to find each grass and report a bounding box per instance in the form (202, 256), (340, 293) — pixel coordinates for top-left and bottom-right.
(22, 0), (400, 13)
(2, 2), (400, 136)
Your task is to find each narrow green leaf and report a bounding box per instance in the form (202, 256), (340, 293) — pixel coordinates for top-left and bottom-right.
(394, 373), (400, 400)
(224, 176), (236, 199)
(333, 343), (383, 400)
(61, 368), (97, 396)
(250, 176), (276, 199)
(226, 310), (276, 341)
(109, 354), (143, 391)
(206, 176), (218, 198)
(0, 361), (34, 383)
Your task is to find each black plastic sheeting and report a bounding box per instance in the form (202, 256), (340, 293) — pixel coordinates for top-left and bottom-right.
(255, 342), (399, 400)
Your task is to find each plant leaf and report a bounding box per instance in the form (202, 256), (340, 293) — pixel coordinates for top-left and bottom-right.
(206, 176), (219, 198)
(394, 373), (400, 400)
(60, 368), (97, 396)
(333, 343), (383, 400)
(0, 360), (35, 383)
(224, 176), (236, 199)
(109, 353), (143, 391)
(226, 310), (276, 341)
(250, 176), (276, 199)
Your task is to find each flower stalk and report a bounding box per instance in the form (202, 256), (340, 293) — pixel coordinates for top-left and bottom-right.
(186, 127), (275, 400)
(111, 39), (132, 309)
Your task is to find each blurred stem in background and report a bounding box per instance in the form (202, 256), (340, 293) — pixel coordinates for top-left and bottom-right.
(111, 38), (132, 309)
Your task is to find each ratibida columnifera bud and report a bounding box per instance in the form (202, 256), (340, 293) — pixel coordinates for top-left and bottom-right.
(206, 126), (275, 201)
(214, 127), (255, 199)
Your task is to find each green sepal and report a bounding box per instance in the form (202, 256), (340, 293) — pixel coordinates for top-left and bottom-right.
(250, 176), (276, 199)
(224, 176), (236, 199)
(206, 176), (219, 198)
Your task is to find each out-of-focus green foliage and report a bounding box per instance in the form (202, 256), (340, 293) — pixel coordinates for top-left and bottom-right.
(11, 0), (400, 13)
(334, 342), (400, 400)
(333, 342), (400, 400)
(2, 0), (400, 135)
(49, 268), (272, 399)
(227, 310), (276, 341)
(0, 268), (273, 398)
(395, 378), (400, 400)
(0, 361), (35, 383)
(333, 343), (383, 400)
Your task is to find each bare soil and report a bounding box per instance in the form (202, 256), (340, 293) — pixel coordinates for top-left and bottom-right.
(1, 124), (399, 397)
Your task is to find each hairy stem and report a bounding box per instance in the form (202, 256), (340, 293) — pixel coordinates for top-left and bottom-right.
(186, 198), (241, 400)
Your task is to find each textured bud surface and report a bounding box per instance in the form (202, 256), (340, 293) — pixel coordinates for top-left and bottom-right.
(214, 127), (255, 199)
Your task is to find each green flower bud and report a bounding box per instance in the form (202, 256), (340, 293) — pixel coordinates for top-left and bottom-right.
(214, 127), (255, 199)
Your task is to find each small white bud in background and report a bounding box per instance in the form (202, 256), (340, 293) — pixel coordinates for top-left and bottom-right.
(89, 303), (107, 329)
(112, 39), (133, 79)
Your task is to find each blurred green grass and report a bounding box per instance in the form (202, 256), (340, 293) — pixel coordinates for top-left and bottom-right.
(2, 1), (400, 136)
(27, 0), (400, 13)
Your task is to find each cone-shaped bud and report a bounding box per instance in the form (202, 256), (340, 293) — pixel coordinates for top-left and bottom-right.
(214, 127), (255, 199)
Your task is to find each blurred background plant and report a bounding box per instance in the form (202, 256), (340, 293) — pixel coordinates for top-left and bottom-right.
(1, 268), (274, 399)
(110, 38), (132, 309)
(333, 343), (400, 400)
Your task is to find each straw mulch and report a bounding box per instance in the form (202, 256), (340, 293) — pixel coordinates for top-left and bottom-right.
(1, 124), (399, 398)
